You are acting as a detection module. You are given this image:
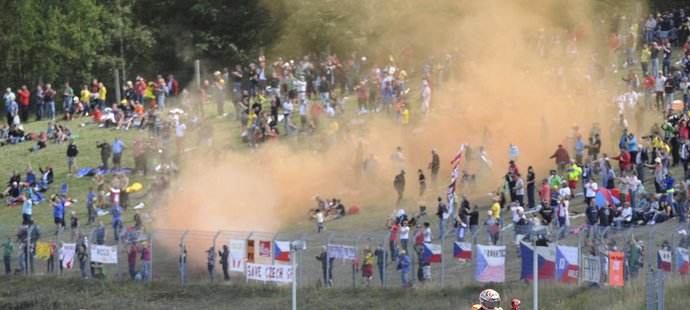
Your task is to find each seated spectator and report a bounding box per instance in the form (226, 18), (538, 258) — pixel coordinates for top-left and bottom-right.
(29, 132), (48, 152)
(37, 165), (54, 192)
(648, 200), (672, 225)
(613, 202), (633, 228)
(25, 168), (36, 187)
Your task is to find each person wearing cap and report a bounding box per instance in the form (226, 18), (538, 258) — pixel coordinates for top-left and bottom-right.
(397, 248), (411, 287)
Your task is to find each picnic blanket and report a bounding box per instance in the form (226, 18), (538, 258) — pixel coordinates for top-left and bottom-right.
(75, 168), (133, 178)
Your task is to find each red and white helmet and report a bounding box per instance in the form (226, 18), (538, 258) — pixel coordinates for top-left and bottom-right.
(479, 289), (501, 309)
(511, 298), (521, 310)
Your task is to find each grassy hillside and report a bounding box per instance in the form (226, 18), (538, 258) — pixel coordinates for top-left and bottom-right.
(0, 275), (688, 310)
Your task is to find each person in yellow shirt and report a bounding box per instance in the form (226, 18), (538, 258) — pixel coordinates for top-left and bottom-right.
(490, 198), (501, 220)
(98, 82), (107, 106)
(640, 43), (651, 75)
(247, 110), (258, 148)
(361, 247), (374, 286)
(401, 103), (410, 125)
(328, 117), (339, 144)
(80, 85), (91, 111)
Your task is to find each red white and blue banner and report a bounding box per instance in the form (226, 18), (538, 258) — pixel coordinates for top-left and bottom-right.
(453, 241), (472, 260)
(519, 241), (555, 281)
(658, 249), (672, 272)
(677, 248), (689, 274)
(274, 240), (291, 262)
(476, 244), (505, 283)
(556, 245), (579, 283)
(423, 243), (442, 263)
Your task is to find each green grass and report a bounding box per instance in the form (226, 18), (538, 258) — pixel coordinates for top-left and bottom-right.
(0, 274), (688, 309)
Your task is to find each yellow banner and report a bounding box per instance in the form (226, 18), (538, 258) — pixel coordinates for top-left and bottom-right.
(35, 242), (52, 260)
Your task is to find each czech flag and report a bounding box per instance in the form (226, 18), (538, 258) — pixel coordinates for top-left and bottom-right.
(274, 240), (291, 262)
(677, 248), (689, 274)
(423, 243), (442, 263)
(454, 241), (472, 260)
(556, 245), (579, 283)
(520, 241), (555, 281)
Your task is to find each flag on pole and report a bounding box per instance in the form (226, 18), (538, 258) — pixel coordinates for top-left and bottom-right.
(453, 241), (472, 260)
(450, 144), (465, 166)
(274, 240), (291, 262)
(519, 241), (555, 281)
(677, 248), (689, 274)
(556, 245), (579, 283)
(423, 243), (442, 263)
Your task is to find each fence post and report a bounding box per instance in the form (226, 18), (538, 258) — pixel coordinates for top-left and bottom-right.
(180, 230), (189, 286)
(326, 233), (335, 287)
(554, 227), (559, 283)
(533, 235), (539, 310)
(117, 234), (122, 281)
(212, 230), (221, 284)
(577, 231), (582, 287)
(57, 227), (63, 277)
(382, 231), (390, 288)
(657, 270), (664, 310)
(149, 230), (156, 281)
(89, 228), (96, 278)
(245, 231), (254, 286)
(26, 225), (35, 275)
(271, 232), (278, 267)
(354, 233), (364, 288)
(441, 228), (453, 288)
(298, 233), (308, 288)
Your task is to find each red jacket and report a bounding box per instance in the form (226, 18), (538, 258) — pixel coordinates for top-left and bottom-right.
(550, 147), (570, 164)
(642, 76), (655, 90)
(170, 79), (179, 96)
(612, 151), (631, 170)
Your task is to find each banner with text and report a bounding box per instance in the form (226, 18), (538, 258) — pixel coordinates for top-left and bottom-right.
(61, 243), (76, 269)
(476, 244), (505, 283)
(90, 244), (118, 264)
(328, 244), (356, 260)
(246, 263), (294, 283)
(582, 255), (601, 284)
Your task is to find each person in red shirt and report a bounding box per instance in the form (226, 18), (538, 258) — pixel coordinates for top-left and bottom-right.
(539, 178), (551, 205)
(17, 85), (30, 123)
(135, 77), (147, 105)
(642, 73), (655, 110)
(611, 147), (631, 174)
(167, 74), (179, 104)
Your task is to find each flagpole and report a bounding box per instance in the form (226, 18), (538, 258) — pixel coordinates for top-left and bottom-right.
(533, 237), (538, 310)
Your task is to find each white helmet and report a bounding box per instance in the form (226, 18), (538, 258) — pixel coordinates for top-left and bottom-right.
(479, 289), (501, 309)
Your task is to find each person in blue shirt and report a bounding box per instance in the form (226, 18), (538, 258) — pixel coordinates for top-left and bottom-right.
(52, 195), (64, 232)
(626, 133), (638, 165)
(86, 187), (97, 224)
(111, 138), (125, 171)
(111, 204), (123, 241)
(575, 136), (585, 165)
(22, 192), (32, 225)
(397, 249), (411, 287)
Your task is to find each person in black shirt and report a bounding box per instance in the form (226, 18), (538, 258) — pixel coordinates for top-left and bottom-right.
(394, 170), (405, 205)
(418, 169), (426, 198)
(526, 166), (536, 209)
(97, 141), (111, 170)
(428, 148), (440, 183)
(219, 245), (230, 281)
(66, 139), (79, 176)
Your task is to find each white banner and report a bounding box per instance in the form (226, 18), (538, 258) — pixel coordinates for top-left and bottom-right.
(582, 255), (601, 284)
(327, 244), (356, 260)
(246, 263), (294, 283)
(90, 244), (118, 264)
(61, 243), (76, 269)
(230, 239), (245, 272)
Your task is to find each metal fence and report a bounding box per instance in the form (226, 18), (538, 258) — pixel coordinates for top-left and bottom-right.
(1, 216), (689, 298)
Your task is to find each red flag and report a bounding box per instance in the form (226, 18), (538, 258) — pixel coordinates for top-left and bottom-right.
(450, 145), (465, 166)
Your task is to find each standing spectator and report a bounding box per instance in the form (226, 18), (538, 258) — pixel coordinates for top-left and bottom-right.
(655, 70), (666, 111)
(77, 243), (88, 279)
(81, 85), (91, 110)
(47, 240), (56, 274)
(167, 74), (179, 104)
(111, 204), (123, 241)
(388, 224), (399, 262)
(418, 169), (426, 198)
(17, 85), (30, 123)
(514, 173), (525, 206)
(557, 197), (570, 240)
(133, 137), (146, 175)
(526, 167), (536, 209)
(52, 196), (64, 233)
(421, 80), (431, 114)
(98, 82), (107, 110)
(428, 148), (440, 183)
(313, 209), (324, 233)
(2, 237), (14, 275)
(3, 88), (16, 125)
(22, 191), (32, 225)
(155, 78), (167, 109)
(44, 84), (56, 121)
(206, 246), (216, 282)
(141, 242), (151, 280)
(361, 247), (373, 286)
(62, 82), (74, 117)
(6, 96), (18, 126)
(69, 211), (79, 242)
(66, 139), (79, 176)
(35, 85), (44, 121)
(397, 249), (411, 287)
(550, 145), (570, 175)
(96, 220), (106, 245)
(399, 220), (410, 253)
(316, 246), (334, 287)
(642, 73), (655, 111)
(219, 245), (230, 281)
(213, 71), (225, 116)
(97, 140), (112, 169)
(484, 210), (500, 245)
(128, 243), (138, 280)
(318, 75), (330, 107)
(393, 170), (406, 205)
(436, 196), (448, 239)
(112, 137), (125, 171)
(374, 244), (385, 285)
(663, 72), (675, 111)
(176, 119), (187, 155)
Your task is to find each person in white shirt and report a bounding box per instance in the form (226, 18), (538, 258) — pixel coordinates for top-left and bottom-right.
(421, 80), (431, 114)
(514, 175), (525, 206)
(584, 178), (598, 206)
(614, 202), (633, 229)
(423, 222), (432, 243)
(557, 197), (570, 240)
(175, 121), (187, 155)
(399, 220), (410, 253)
